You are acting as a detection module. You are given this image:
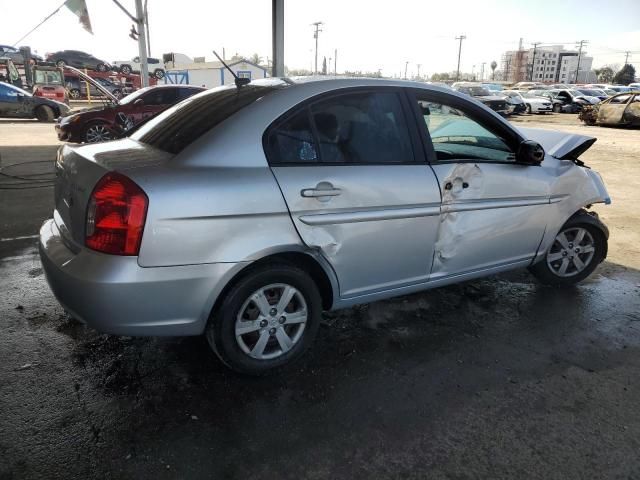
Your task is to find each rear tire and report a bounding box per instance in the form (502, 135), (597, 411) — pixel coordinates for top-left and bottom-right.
(69, 88), (81, 100)
(97, 63), (107, 72)
(206, 264), (322, 375)
(120, 65), (132, 75)
(35, 105), (55, 122)
(526, 104), (532, 114)
(154, 69), (165, 79)
(529, 214), (607, 286)
(55, 59), (65, 68)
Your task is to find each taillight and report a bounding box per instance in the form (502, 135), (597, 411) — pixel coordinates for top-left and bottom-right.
(85, 172), (148, 255)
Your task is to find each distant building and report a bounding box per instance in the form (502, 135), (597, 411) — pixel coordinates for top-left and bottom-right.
(501, 44), (595, 83)
(162, 55), (268, 89)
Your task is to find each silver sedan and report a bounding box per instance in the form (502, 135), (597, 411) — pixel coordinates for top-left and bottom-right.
(40, 78), (611, 374)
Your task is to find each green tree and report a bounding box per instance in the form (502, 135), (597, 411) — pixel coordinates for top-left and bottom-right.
(430, 72), (450, 81)
(613, 64), (636, 85)
(595, 66), (614, 83)
(249, 53), (263, 65)
(490, 61), (498, 80)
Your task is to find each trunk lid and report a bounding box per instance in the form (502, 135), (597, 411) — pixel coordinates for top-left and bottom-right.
(517, 127), (596, 161)
(54, 138), (171, 247)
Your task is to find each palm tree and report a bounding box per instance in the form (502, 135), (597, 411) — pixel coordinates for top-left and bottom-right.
(490, 61), (498, 80)
(250, 53), (263, 65)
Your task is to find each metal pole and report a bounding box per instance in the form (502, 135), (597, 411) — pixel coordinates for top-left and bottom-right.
(455, 35), (466, 81)
(272, 0), (284, 77)
(312, 22), (322, 75)
(334, 48), (337, 75)
(144, 0), (151, 57)
(529, 43), (539, 82)
(574, 40), (587, 84)
(404, 61), (408, 79)
(134, 0), (149, 87)
(480, 62), (485, 81)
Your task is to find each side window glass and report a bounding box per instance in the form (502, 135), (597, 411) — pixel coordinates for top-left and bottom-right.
(610, 95), (630, 104)
(309, 92), (414, 164)
(268, 109), (318, 164)
(416, 99), (514, 163)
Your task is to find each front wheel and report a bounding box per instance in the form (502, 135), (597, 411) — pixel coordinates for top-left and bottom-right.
(529, 215), (607, 286)
(526, 104), (532, 114)
(120, 65), (132, 75)
(84, 122), (114, 143)
(206, 264), (322, 375)
(35, 105), (55, 122)
(55, 59), (65, 68)
(69, 88), (81, 100)
(97, 63), (108, 72)
(154, 69), (165, 79)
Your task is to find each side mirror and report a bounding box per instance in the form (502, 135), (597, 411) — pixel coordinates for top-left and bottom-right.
(517, 140), (545, 165)
(133, 98), (144, 107)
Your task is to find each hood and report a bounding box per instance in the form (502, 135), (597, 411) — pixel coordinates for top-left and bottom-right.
(517, 127), (596, 161)
(64, 65), (119, 104)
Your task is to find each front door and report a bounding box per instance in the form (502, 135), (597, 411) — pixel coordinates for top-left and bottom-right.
(409, 91), (551, 280)
(267, 89), (442, 298)
(597, 94), (633, 125)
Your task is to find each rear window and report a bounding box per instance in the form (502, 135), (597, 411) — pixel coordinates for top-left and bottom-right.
(132, 85), (279, 154)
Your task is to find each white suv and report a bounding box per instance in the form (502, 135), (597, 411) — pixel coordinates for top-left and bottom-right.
(112, 56), (165, 79)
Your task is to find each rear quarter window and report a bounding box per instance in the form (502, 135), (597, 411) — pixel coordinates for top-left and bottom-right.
(132, 85), (278, 154)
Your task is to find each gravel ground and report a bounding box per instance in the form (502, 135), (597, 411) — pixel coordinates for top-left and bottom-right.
(1, 114), (640, 479)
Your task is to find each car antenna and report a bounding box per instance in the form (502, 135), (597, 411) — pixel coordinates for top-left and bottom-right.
(212, 50), (250, 88)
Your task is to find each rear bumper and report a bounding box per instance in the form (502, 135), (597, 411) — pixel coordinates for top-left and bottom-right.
(39, 219), (246, 336)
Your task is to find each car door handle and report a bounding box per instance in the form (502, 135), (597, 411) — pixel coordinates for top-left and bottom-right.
(301, 188), (342, 198)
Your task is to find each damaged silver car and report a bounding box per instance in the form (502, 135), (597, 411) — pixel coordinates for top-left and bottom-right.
(40, 78), (611, 374)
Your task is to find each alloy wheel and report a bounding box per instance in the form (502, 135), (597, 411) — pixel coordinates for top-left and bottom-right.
(546, 227), (596, 277)
(235, 283), (308, 360)
(85, 124), (113, 143)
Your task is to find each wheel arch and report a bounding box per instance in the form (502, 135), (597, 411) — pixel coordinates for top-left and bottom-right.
(206, 249), (338, 330)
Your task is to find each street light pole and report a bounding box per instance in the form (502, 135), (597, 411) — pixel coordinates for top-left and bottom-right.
(480, 62), (485, 81)
(404, 61), (408, 79)
(134, 0), (149, 86)
(574, 40), (588, 83)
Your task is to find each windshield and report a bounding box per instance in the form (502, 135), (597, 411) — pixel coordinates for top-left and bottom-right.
(522, 92), (541, 98)
(34, 70), (63, 85)
(119, 86), (153, 104)
(568, 89), (583, 97)
(483, 84), (503, 91)
(132, 84), (283, 154)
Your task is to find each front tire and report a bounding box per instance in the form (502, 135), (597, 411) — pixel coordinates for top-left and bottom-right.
(84, 122), (114, 143)
(526, 104), (532, 114)
(69, 88), (81, 100)
(97, 63), (107, 72)
(55, 59), (65, 68)
(154, 69), (165, 79)
(529, 215), (607, 286)
(120, 65), (132, 75)
(206, 264), (322, 375)
(35, 105), (55, 122)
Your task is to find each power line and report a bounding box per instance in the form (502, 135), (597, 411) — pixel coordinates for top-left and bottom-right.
(455, 35), (466, 81)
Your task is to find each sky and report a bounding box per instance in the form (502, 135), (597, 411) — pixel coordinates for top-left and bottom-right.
(1, 0), (639, 78)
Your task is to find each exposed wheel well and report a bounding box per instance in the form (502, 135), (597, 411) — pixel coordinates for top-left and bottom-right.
(210, 252), (335, 322)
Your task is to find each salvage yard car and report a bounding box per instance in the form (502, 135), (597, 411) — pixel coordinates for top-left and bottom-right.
(502, 90), (553, 114)
(112, 56), (165, 79)
(56, 70), (204, 142)
(0, 81), (69, 121)
(40, 78), (611, 375)
(579, 91), (640, 127)
(453, 83), (511, 114)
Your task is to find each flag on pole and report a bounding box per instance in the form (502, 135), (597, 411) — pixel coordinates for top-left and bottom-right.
(65, 0), (93, 34)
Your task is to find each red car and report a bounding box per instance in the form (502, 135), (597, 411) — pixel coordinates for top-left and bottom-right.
(56, 82), (205, 143)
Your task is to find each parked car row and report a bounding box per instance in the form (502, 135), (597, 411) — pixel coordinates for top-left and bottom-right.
(452, 82), (554, 115)
(46, 50), (166, 79)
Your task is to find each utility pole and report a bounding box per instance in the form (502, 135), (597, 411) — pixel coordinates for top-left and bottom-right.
(112, 0), (149, 87)
(416, 63), (421, 80)
(272, 0), (284, 77)
(311, 21), (323, 74)
(529, 42), (540, 82)
(455, 35), (466, 81)
(480, 62), (486, 81)
(624, 51), (631, 65)
(334, 48), (337, 75)
(574, 40), (588, 83)
(404, 61), (408, 79)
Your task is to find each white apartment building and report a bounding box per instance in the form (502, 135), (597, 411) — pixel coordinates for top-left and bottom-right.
(501, 45), (594, 83)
